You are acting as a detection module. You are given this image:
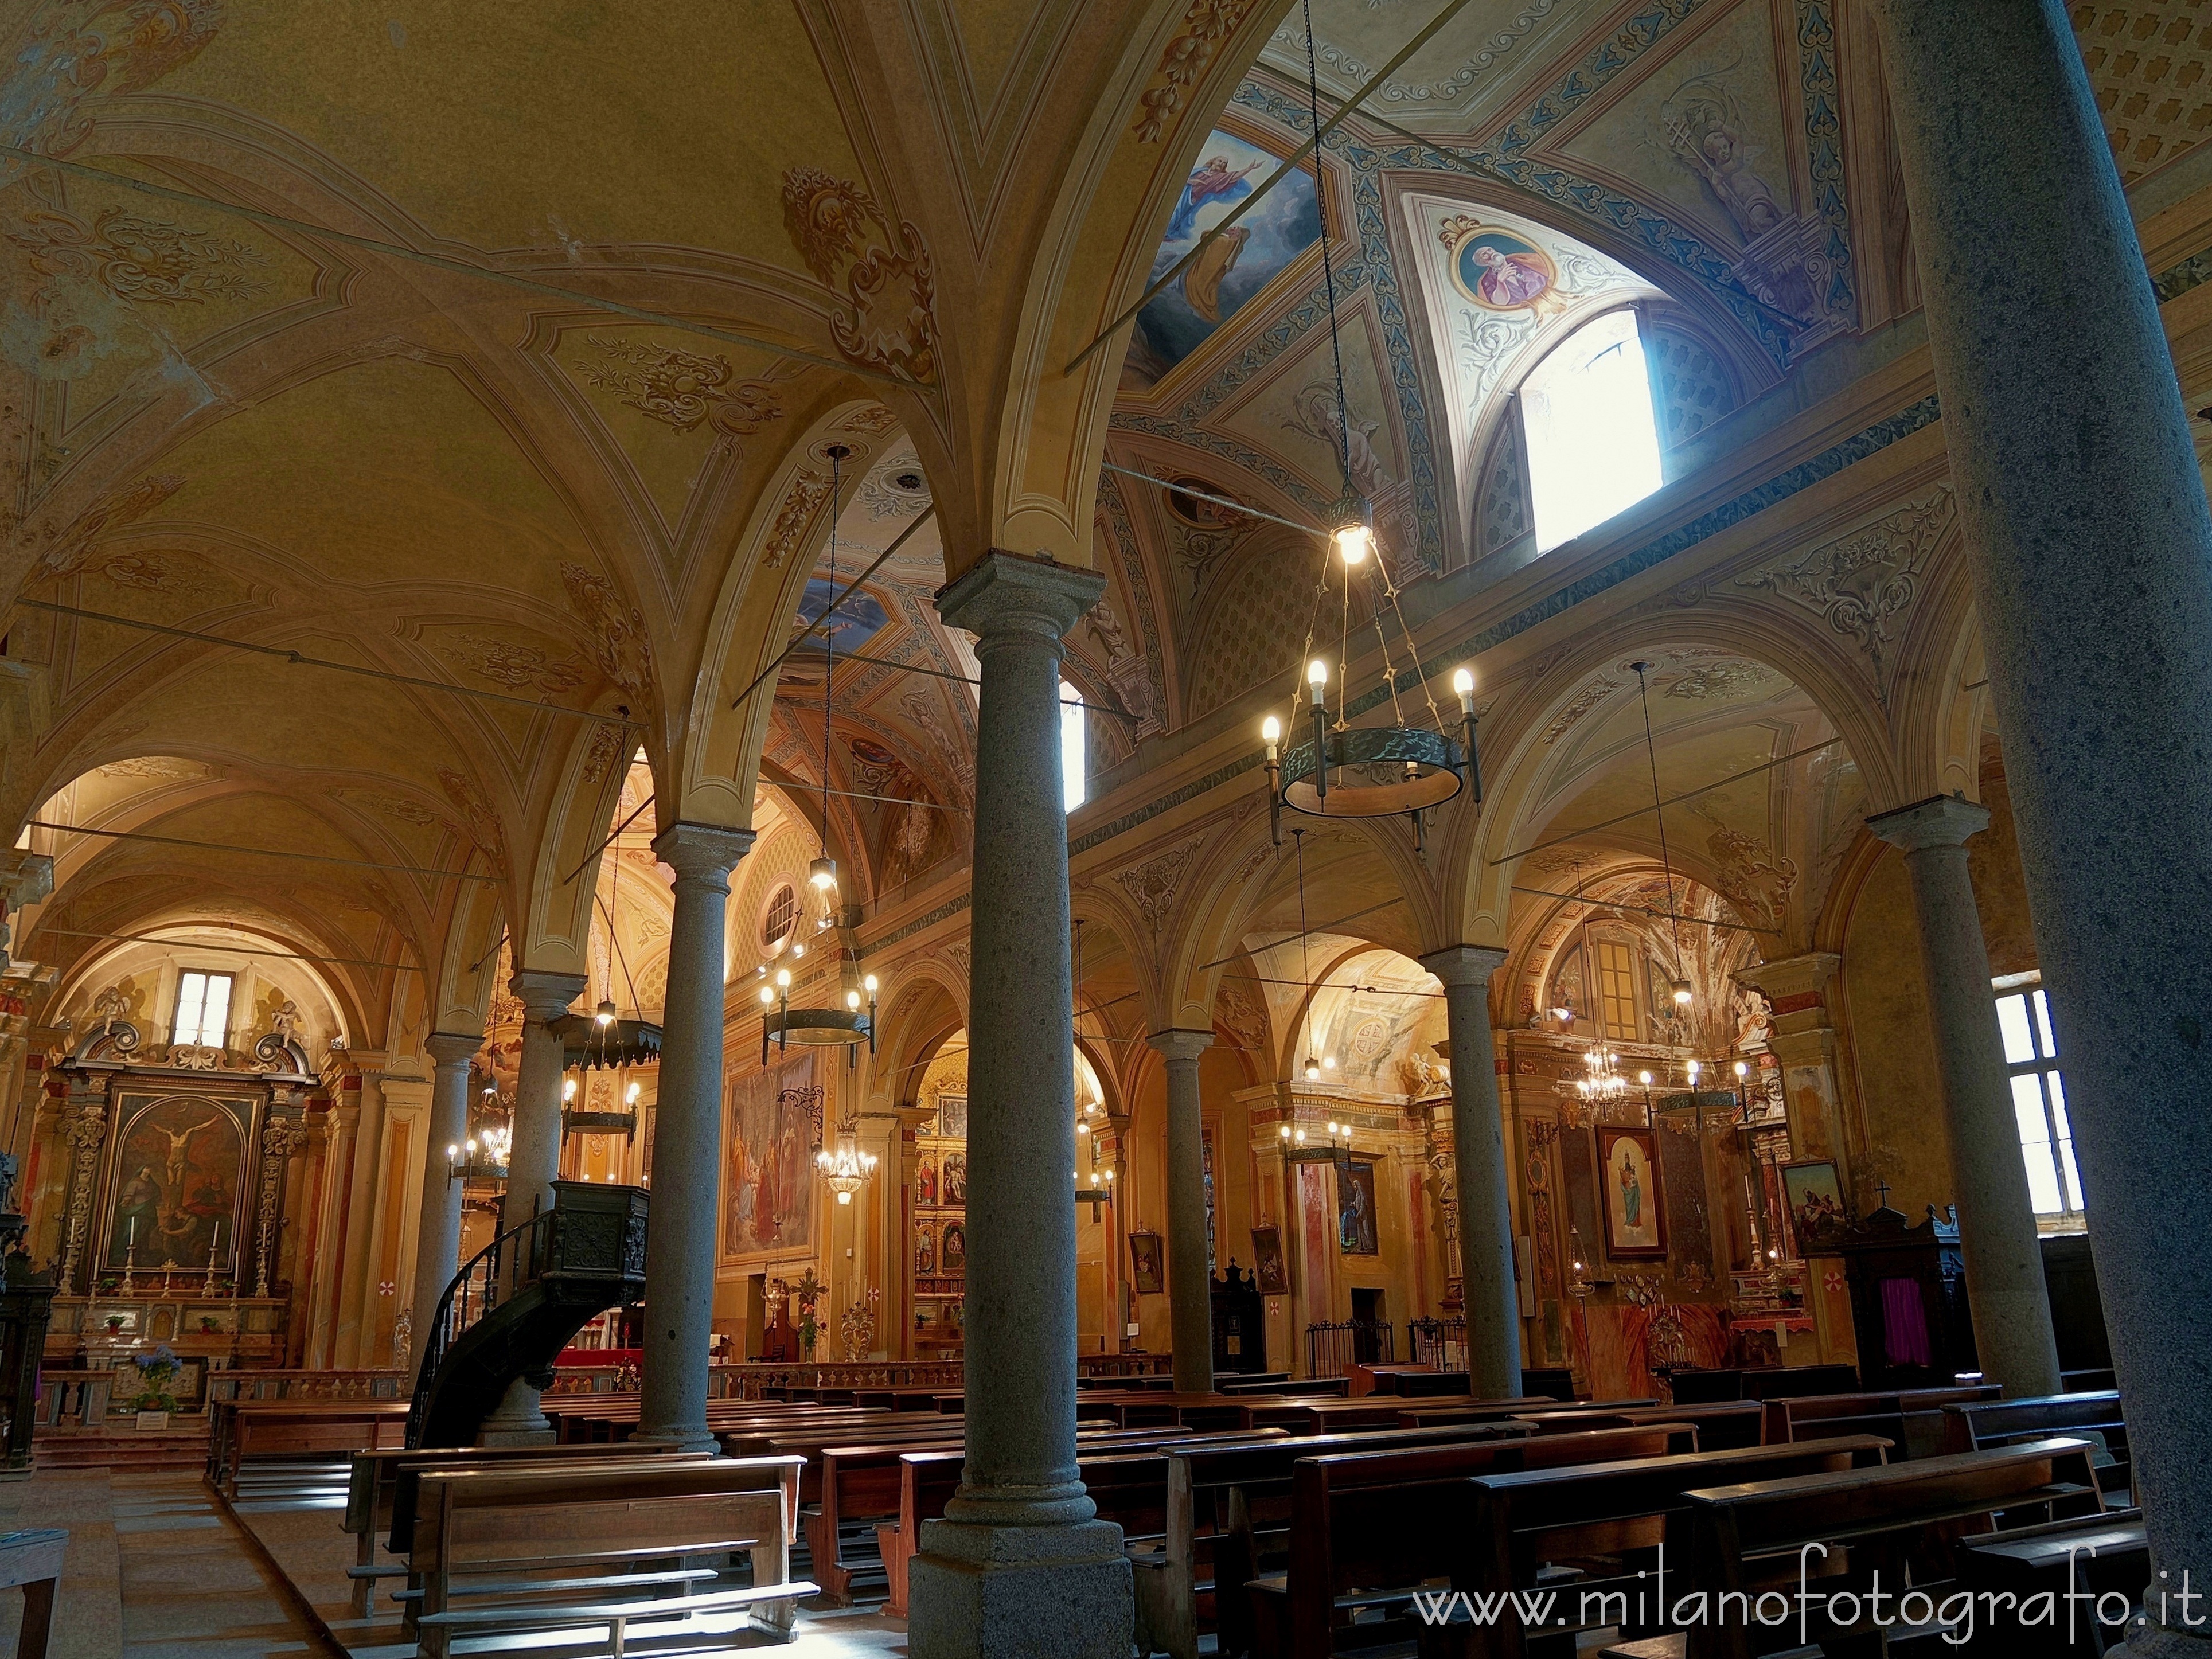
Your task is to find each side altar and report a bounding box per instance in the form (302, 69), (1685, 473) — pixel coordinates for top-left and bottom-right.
(30, 1017), (321, 1393)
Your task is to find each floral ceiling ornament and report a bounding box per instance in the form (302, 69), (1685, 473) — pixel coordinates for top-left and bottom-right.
(436, 768), (509, 877)
(19, 471), (181, 579)
(579, 723), (625, 786)
(9, 205), (267, 306)
(779, 168), (937, 383)
(1733, 487), (1953, 681)
(569, 334), (785, 444)
(440, 634), (588, 696)
(1133, 0), (1262, 142)
(761, 467), (833, 570)
(1541, 674), (1621, 744)
(559, 563), (654, 707)
(3, 0), (225, 179)
(1114, 836), (1201, 938)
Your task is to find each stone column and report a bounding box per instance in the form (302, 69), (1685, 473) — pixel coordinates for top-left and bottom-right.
(1875, 0), (2212, 1638)
(408, 1033), (480, 1386)
(1870, 798), (2062, 1394)
(481, 967), (583, 1443)
(638, 822), (752, 1450)
(910, 552), (1129, 1659)
(1419, 947), (1520, 1401)
(1148, 1030), (1214, 1393)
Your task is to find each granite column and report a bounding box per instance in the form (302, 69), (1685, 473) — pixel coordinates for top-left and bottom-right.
(910, 552), (1129, 1659)
(1419, 946), (1520, 1400)
(638, 822), (754, 1450)
(480, 967), (582, 1443)
(1149, 1029), (1214, 1393)
(407, 1032), (479, 1385)
(1870, 797), (2062, 1395)
(1875, 0), (2212, 1639)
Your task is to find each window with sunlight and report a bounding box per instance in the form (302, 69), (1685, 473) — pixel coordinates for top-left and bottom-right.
(1061, 681), (1087, 811)
(173, 970), (233, 1048)
(1519, 309), (1664, 552)
(1995, 978), (2084, 1229)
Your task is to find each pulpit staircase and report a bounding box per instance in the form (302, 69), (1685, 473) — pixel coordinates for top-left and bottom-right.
(407, 1178), (649, 1449)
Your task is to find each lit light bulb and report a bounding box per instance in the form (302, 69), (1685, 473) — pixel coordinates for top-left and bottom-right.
(1671, 978), (1693, 1006)
(1304, 1055), (1321, 1081)
(1687, 1059), (1702, 1083)
(626, 1082), (641, 1104)
(760, 986), (775, 1005)
(1335, 522), (1371, 565)
(1734, 1060), (1749, 1078)
(1638, 1071), (1653, 1087)
(1307, 659), (1328, 705)
(1279, 1124), (1290, 1141)
(863, 975), (879, 996)
(595, 998), (617, 1028)
(466, 1138), (478, 1154)
(446, 1143), (459, 1160)
(846, 989), (861, 1010)
(1323, 1055), (1336, 1070)
(1261, 714), (1281, 756)
(791, 942), (805, 959)
(563, 1078), (577, 1102)
(810, 856), (838, 892)
(1076, 1121), (1089, 1135)
(775, 969), (791, 989)
(1452, 665), (1476, 717)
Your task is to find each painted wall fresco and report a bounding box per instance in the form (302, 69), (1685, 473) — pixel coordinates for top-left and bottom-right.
(1125, 130), (1321, 390)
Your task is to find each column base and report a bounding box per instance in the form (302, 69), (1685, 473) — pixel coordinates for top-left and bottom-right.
(2115, 1624), (2212, 1658)
(476, 1376), (554, 1447)
(908, 1517), (1132, 1659)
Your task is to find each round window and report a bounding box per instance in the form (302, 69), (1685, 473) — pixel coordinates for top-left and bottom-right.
(761, 883), (798, 951)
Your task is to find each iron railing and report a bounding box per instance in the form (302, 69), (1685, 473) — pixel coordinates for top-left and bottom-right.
(1304, 1318), (1395, 1379)
(404, 1203), (552, 1448)
(1407, 1316), (1468, 1372)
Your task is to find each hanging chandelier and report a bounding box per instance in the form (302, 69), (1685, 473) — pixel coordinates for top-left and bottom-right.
(760, 444), (880, 1065)
(816, 1117), (879, 1205)
(1254, 11), (1480, 839)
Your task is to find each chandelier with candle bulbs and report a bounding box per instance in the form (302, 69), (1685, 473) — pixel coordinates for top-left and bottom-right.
(816, 1115), (879, 1206)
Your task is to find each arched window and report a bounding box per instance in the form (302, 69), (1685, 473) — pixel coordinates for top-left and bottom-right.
(1060, 681), (1087, 811)
(1519, 309), (1664, 552)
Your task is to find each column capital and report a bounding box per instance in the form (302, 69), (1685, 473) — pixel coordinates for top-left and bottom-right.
(1733, 950), (1842, 1006)
(937, 550), (1105, 644)
(1146, 1028), (1214, 1063)
(650, 820), (755, 883)
(424, 1031), (481, 1068)
(508, 968), (586, 1024)
(1419, 944), (1511, 987)
(1867, 793), (1991, 853)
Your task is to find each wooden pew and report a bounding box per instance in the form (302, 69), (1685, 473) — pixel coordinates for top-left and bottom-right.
(1595, 1438), (2105, 1659)
(1953, 1508), (2148, 1658)
(209, 1398), (411, 1497)
(1240, 1424), (1695, 1659)
(1254, 1395), (1547, 1436)
(1501, 1401), (1765, 1450)
(1218, 1376), (1343, 1398)
(1761, 1384), (2003, 1459)
(342, 1441), (706, 1614)
(1132, 1421), (1536, 1659)
(805, 1426), (1284, 1603)
(409, 1454), (808, 1657)
(1454, 1435), (1893, 1658)
(1942, 1391), (2129, 1498)
(1666, 1363), (1858, 1404)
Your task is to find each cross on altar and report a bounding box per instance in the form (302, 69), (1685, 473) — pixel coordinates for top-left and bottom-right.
(1875, 1179), (1893, 1209)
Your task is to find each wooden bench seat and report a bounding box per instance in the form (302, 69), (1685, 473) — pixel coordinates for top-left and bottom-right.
(1242, 1423), (1696, 1659)
(1942, 1391), (2129, 1498)
(208, 1398), (412, 1497)
(1451, 1434), (1893, 1657)
(414, 1578), (821, 1657)
(409, 1454), (806, 1657)
(1131, 1420), (1536, 1659)
(1954, 1508), (2148, 1658)
(1599, 1436), (2109, 1659)
(1501, 1402), (1765, 1451)
(1761, 1384), (2002, 1459)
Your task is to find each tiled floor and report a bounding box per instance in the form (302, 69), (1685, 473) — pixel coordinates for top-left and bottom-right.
(0, 1465), (334, 1659)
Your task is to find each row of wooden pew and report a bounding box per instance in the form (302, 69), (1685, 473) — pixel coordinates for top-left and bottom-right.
(295, 1377), (2139, 1657)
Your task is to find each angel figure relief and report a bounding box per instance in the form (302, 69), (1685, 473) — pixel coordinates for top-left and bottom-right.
(1657, 67), (1785, 243)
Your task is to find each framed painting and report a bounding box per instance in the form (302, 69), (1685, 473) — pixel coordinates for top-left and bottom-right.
(1250, 1225), (1288, 1295)
(103, 1094), (254, 1274)
(1129, 1231), (1165, 1296)
(942, 1223), (966, 1274)
(1782, 1160), (1850, 1252)
(1597, 1126), (1667, 1260)
(1335, 1160), (1379, 1255)
(937, 1095), (967, 1140)
(722, 1049), (822, 1259)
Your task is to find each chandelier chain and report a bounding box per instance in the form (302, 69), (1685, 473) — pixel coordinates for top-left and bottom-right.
(1632, 662), (1687, 967)
(1302, 0), (1356, 502)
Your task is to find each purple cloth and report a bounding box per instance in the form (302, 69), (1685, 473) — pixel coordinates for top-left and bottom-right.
(1880, 1277), (1932, 1368)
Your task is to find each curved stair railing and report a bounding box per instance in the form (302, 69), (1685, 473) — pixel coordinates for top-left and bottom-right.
(406, 1180), (649, 1449)
(405, 1205), (551, 1448)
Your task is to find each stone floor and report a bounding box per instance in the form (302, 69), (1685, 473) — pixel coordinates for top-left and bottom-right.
(0, 1453), (914, 1659)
